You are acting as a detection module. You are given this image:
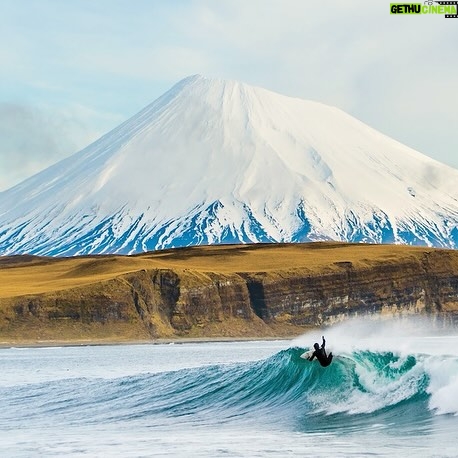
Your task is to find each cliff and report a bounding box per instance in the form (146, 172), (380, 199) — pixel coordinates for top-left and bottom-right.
(1, 243), (458, 344)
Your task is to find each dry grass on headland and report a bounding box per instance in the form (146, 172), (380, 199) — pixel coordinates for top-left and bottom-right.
(1, 242), (458, 347)
(0, 242), (450, 298)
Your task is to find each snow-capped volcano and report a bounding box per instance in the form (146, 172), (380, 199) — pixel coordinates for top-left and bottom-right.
(1, 75), (458, 255)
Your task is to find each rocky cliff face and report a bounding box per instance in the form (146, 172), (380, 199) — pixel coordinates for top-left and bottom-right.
(1, 245), (458, 344)
(242, 256), (458, 327)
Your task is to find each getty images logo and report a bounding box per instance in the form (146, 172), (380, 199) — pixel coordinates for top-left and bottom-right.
(390, 1), (458, 17)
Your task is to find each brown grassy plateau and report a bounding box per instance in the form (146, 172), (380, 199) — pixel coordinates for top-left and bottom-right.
(1, 242), (458, 345)
(0, 242), (436, 298)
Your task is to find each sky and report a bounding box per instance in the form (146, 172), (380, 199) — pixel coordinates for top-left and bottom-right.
(0, 0), (457, 191)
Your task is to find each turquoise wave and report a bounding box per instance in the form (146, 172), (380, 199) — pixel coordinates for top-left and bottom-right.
(4, 346), (445, 435)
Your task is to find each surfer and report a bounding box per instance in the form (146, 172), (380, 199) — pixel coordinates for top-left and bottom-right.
(308, 336), (333, 367)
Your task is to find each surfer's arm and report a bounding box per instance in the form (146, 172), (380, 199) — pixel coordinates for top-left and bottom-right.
(308, 352), (316, 361)
(321, 336), (326, 349)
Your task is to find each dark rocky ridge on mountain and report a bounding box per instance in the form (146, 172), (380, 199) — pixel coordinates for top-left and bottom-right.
(1, 243), (457, 344)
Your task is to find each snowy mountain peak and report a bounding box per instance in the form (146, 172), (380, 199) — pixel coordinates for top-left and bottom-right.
(1, 75), (458, 255)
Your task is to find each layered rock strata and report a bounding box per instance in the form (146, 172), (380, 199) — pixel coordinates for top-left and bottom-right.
(1, 243), (457, 343)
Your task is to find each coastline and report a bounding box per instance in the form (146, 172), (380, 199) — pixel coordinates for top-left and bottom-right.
(0, 334), (297, 349)
(3, 244), (456, 347)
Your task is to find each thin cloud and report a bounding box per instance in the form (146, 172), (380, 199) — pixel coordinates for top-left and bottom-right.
(0, 103), (117, 191)
(0, 0), (457, 191)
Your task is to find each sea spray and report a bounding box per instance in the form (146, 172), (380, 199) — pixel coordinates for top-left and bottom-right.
(2, 338), (458, 457)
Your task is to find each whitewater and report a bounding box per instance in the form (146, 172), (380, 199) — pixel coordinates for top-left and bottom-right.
(1, 318), (458, 457)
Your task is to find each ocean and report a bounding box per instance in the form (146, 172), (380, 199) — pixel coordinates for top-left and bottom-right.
(1, 317), (458, 457)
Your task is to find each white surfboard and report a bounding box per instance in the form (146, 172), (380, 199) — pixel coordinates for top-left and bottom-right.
(300, 350), (314, 360)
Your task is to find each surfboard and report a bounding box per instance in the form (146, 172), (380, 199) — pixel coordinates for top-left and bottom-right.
(300, 349), (333, 361)
(300, 350), (314, 360)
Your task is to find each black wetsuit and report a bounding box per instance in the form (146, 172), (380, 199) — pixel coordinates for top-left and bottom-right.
(308, 341), (333, 367)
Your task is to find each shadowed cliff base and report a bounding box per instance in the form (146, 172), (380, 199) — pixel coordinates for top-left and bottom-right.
(1, 242), (458, 345)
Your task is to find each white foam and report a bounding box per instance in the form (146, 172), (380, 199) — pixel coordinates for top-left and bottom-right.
(426, 357), (458, 415)
(294, 316), (458, 416)
(292, 316), (458, 356)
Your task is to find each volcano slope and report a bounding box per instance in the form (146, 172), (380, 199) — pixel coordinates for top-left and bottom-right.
(1, 242), (458, 345)
(1, 75), (458, 256)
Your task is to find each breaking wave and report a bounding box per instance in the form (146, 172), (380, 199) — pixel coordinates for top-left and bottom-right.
(3, 342), (457, 435)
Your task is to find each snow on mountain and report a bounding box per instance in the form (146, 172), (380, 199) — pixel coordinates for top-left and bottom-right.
(1, 74), (458, 256)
